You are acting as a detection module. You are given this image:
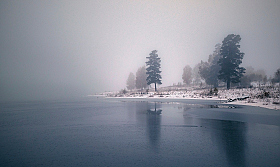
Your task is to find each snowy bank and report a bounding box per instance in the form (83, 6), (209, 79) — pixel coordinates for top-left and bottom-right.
(104, 87), (280, 110)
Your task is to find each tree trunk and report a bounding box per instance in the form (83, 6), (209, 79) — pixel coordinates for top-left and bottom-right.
(155, 83), (157, 92)
(227, 79), (230, 89)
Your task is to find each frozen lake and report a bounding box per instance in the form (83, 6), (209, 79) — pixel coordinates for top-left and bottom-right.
(1, 97), (280, 166)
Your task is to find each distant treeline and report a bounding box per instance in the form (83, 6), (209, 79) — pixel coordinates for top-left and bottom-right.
(126, 34), (280, 92)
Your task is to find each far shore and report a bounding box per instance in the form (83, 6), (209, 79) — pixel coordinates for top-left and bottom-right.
(100, 87), (280, 110)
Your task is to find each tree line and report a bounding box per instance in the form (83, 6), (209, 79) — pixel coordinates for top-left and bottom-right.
(183, 34), (280, 89)
(126, 50), (162, 92)
(126, 34), (280, 92)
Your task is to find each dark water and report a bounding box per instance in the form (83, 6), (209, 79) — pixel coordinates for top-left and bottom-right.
(1, 97), (279, 167)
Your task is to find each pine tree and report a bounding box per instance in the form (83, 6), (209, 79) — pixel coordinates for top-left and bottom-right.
(146, 50), (162, 91)
(218, 34), (245, 89)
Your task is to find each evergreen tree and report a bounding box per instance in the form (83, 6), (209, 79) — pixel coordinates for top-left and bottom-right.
(199, 44), (221, 88)
(218, 34), (245, 89)
(182, 65), (192, 85)
(126, 72), (135, 90)
(146, 50), (162, 91)
(135, 66), (147, 90)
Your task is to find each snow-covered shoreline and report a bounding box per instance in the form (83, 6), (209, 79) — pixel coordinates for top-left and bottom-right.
(102, 87), (280, 110)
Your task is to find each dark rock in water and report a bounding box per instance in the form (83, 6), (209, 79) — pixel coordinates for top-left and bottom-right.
(228, 96), (249, 102)
(237, 96), (249, 101)
(147, 109), (162, 115)
(227, 98), (237, 102)
(228, 106), (236, 109)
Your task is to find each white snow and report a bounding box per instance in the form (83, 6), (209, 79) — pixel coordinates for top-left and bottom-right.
(104, 87), (280, 110)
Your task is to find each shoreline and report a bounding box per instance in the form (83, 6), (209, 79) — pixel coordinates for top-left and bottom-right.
(107, 96), (280, 110)
(102, 89), (280, 110)
(228, 100), (280, 110)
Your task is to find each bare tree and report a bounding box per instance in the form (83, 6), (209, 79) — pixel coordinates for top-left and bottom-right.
(136, 66), (147, 90)
(182, 65), (192, 85)
(126, 72), (135, 90)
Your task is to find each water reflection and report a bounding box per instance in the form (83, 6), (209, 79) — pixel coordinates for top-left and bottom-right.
(135, 102), (162, 152)
(147, 103), (162, 115)
(146, 103), (162, 152)
(134, 101), (248, 165)
(206, 120), (247, 167)
(181, 104), (247, 166)
(181, 103), (237, 109)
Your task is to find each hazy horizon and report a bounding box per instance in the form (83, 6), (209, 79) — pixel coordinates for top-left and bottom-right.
(1, 0), (280, 101)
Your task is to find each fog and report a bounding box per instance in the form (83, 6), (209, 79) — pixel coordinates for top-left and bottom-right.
(1, 0), (280, 101)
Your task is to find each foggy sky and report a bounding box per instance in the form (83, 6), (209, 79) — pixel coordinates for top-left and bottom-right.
(1, 0), (280, 101)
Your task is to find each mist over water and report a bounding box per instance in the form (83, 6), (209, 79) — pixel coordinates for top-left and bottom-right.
(1, 0), (280, 101)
